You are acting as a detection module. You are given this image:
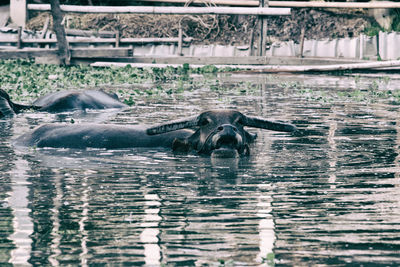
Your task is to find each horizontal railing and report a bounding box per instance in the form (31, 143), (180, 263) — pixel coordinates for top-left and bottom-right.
(102, 0), (400, 8)
(27, 4), (290, 15)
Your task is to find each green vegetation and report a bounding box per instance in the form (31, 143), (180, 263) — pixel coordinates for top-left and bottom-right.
(0, 59), (239, 105)
(363, 23), (382, 37)
(262, 252), (275, 266)
(392, 13), (400, 32)
(295, 75), (400, 104)
(364, 9), (400, 36)
(2, 59), (400, 107)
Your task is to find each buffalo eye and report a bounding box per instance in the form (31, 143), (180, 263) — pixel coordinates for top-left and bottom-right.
(199, 117), (210, 126)
(235, 117), (245, 126)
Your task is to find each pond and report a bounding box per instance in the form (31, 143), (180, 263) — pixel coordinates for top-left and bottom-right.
(1, 72), (400, 266)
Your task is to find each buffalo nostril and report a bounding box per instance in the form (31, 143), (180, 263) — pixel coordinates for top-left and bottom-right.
(232, 127), (237, 132)
(217, 126), (223, 131)
(216, 136), (238, 148)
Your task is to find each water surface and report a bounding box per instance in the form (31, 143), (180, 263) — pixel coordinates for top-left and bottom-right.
(1, 73), (400, 266)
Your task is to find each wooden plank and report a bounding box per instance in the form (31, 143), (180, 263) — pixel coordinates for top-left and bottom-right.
(241, 59), (400, 73)
(64, 37), (192, 44)
(70, 0), (400, 8)
(92, 62), (193, 68)
(90, 61), (400, 72)
(65, 29), (116, 38)
(89, 61), (371, 70)
(0, 37), (193, 44)
(121, 37), (193, 43)
(70, 48), (131, 58)
(270, 0), (400, 8)
(0, 48), (58, 59)
(0, 48), (378, 68)
(88, 56), (368, 66)
(0, 48), (130, 59)
(28, 4), (291, 15)
(139, 0), (260, 6)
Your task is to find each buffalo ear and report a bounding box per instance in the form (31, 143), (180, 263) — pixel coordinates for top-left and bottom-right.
(0, 96), (15, 117)
(146, 115), (199, 135)
(0, 89), (37, 114)
(172, 138), (191, 153)
(245, 116), (297, 132)
(245, 131), (257, 142)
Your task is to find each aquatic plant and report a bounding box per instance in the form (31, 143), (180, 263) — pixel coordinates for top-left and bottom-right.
(4, 59), (400, 107)
(298, 78), (400, 104)
(0, 59), (239, 106)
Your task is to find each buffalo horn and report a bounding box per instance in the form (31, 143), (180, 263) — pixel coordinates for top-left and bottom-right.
(146, 116), (199, 135)
(245, 116), (297, 132)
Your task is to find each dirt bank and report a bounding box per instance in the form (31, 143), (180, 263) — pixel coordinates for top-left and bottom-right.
(26, 8), (377, 45)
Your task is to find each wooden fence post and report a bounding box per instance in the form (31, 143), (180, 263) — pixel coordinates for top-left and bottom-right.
(261, 13), (268, 56)
(257, 0), (262, 56)
(249, 27), (255, 56)
(17, 27), (22, 49)
(258, 0), (268, 56)
(115, 30), (120, 48)
(299, 27), (305, 58)
(177, 25), (183, 56)
(50, 0), (70, 65)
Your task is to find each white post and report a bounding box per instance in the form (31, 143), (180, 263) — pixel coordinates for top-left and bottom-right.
(10, 0), (27, 27)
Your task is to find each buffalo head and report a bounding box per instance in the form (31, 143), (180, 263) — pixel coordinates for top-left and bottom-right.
(146, 110), (296, 158)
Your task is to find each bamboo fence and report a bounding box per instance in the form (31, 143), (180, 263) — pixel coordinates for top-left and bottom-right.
(4, 0), (400, 71)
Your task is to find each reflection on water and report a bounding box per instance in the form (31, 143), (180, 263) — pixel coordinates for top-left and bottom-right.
(1, 73), (400, 265)
(9, 157), (33, 265)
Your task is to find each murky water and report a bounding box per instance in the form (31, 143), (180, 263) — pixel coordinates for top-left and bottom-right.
(1, 73), (400, 266)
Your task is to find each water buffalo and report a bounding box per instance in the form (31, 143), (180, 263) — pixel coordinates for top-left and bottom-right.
(15, 110), (296, 157)
(0, 89), (127, 118)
